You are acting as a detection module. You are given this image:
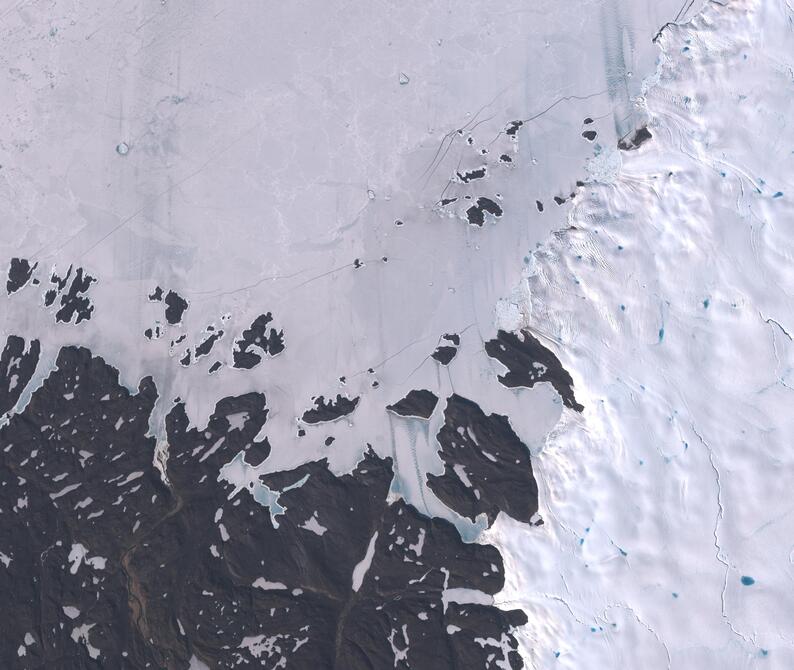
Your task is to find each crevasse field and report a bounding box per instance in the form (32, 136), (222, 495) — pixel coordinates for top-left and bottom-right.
(488, 1), (794, 667)
(1, 0), (792, 667)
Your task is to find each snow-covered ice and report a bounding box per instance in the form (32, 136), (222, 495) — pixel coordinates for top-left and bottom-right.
(485, 1), (794, 667)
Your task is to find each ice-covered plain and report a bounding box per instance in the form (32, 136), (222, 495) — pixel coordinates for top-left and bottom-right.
(1, 0), (791, 667)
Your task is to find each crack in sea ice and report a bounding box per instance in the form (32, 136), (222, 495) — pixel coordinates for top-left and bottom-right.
(602, 603), (672, 670)
(690, 423), (754, 646)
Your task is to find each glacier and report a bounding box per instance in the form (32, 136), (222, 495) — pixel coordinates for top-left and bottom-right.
(487, 1), (794, 667)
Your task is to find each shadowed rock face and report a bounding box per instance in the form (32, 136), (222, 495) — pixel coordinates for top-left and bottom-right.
(0, 345), (528, 669)
(39, 265), (98, 324)
(194, 330), (224, 359)
(164, 290), (189, 325)
(0, 334), (40, 415)
(431, 333), (460, 365)
(6, 258), (37, 295)
(7, 260), (98, 324)
(386, 389), (439, 419)
(55, 267), (97, 324)
(427, 394), (539, 526)
(618, 125), (652, 151)
(232, 312), (285, 370)
(176, 329), (226, 368)
(0, 346), (165, 668)
(301, 394), (360, 425)
(485, 329), (583, 412)
(465, 196), (503, 226)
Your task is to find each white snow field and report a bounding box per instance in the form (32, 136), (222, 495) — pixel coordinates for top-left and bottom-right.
(486, 1), (794, 667)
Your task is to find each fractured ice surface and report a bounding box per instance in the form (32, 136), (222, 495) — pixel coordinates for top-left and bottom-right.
(487, 1), (794, 667)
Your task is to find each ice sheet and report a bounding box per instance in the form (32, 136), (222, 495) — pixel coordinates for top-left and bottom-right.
(486, 1), (794, 666)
